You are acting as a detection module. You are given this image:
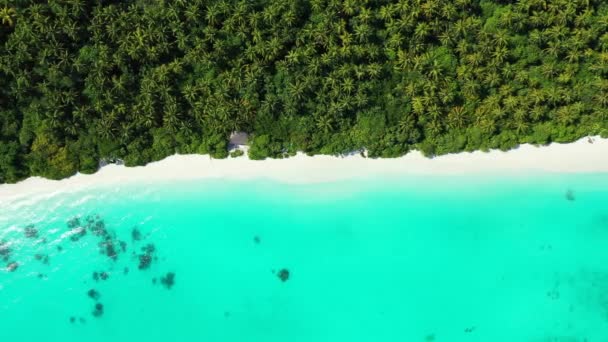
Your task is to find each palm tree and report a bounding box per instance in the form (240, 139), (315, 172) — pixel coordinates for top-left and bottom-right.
(354, 24), (370, 43)
(593, 91), (608, 107)
(427, 60), (443, 81)
(0, 6), (16, 27)
(427, 120), (443, 136)
(46, 110), (63, 129)
(285, 49), (301, 65)
(205, 4), (220, 26)
(493, 30), (509, 47)
(544, 41), (562, 58)
(438, 31), (454, 46)
(414, 22), (430, 41)
(485, 72), (501, 87)
(593, 108), (608, 122)
(514, 70), (529, 84)
(530, 106), (546, 122)
(492, 46), (508, 64)
(397, 114), (414, 134)
(182, 84), (198, 103)
(67, 0), (85, 15)
(164, 111), (180, 132)
(438, 86), (455, 105)
(65, 120), (80, 136)
(503, 96), (518, 111)
(560, 86), (573, 103)
(546, 87), (561, 106)
(288, 80), (305, 101)
(412, 97), (425, 115)
(514, 119), (529, 134)
(367, 63), (381, 78)
(448, 106), (466, 129)
(98, 118), (117, 139)
(455, 0), (473, 11)
(497, 65), (514, 83)
(556, 106), (577, 126)
(266, 37), (282, 61)
(354, 92), (368, 108)
(528, 89), (544, 105)
(315, 115), (333, 134)
(283, 9), (296, 27)
(183, 4), (199, 22)
(565, 49), (580, 63)
(466, 52), (483, 67)
(341, 78), (354, 95)
(479, 117), (496, 135)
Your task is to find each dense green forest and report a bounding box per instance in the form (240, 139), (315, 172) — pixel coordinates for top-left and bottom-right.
(1, 0), (608, 182)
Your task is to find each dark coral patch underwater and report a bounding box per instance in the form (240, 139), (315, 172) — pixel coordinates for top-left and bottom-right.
(160, 272), (175, 289)
(24, 225), (38, 238)
(3, 214), (175, 323)
(92, 303), (104, 317)
(277, 268), (290, 282)
(87, 289), (101, 301)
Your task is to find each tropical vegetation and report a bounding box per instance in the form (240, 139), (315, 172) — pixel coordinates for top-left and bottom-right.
(1, 0), (607, 182)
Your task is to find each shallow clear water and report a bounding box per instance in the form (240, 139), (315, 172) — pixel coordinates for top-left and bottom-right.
(1, 174), (608, 341)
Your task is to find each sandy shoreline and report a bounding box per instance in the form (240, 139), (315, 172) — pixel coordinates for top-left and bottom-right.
(1, 136), (607, 201)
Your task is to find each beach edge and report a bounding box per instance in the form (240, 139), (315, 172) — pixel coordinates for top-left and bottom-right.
(1, 136), (607, 201)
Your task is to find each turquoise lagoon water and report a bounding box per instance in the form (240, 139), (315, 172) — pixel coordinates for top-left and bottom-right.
(1, 174), (608, 341)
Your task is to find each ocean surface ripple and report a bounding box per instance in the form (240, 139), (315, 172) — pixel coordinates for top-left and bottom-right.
(1, 175), (608, 341)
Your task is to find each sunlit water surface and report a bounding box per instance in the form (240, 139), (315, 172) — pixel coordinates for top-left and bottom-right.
(1, 174), (608, 341)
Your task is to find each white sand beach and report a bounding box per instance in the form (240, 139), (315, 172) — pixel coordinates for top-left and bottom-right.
(1, 136), (607, 202)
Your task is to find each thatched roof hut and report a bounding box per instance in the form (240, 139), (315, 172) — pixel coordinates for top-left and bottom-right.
(229, 132), (249, 148)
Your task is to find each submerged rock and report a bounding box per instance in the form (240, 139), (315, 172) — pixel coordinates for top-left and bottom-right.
(100, 272), (109, 281)
(277, 268), (290, 282)
(87, 289), (100, 301)
(24, 225), (38, 238)
(91, 220), (106, 236)
(142, 243), (155, 254)
(105, 242), (117, 260)
(92, 303), (104, 317)
(123, 267), (129, 275)
(92, 272), (99, 281)
(34, 254), (50, 265)
(69, 316), (75, 323)
(67, 217), (81, 229)
(0, 240), (11, 261)
(6, 262), (18, 272)
(547, 289), (560, 300)
(254, 235), (261, 244)
(160, 272), (175, 289)
(131, 228), (142, 241)
(138, 243), (156, 270)
(70, 227), (87, 242)
(566, 189), (575, 201)
(139, 254), (152, 270)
